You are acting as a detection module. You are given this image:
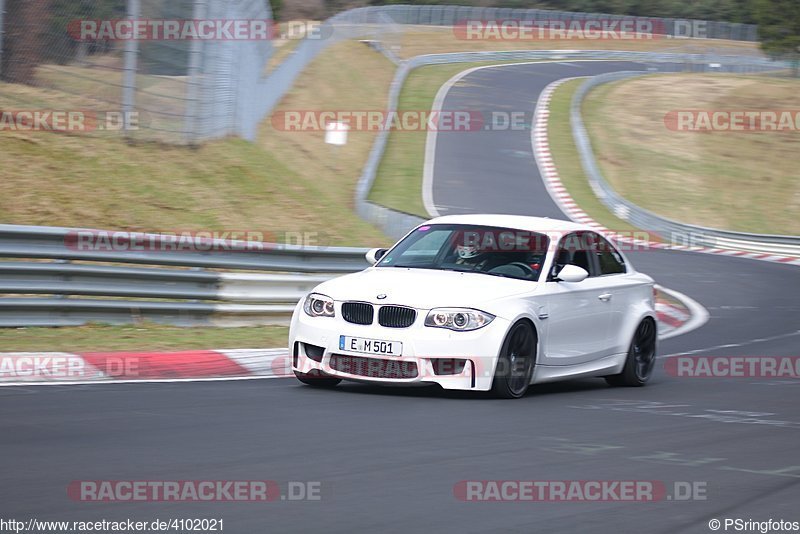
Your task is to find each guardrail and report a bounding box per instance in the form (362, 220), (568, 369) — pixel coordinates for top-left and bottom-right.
(367, 5), (758, 41)
(0, 225), (369, 272)
(3, 24), (792, 327)
(355, 49), (786, 240)
(0, 223), (707, 331)
(570, 71), (800, 257)
(0, 225), (368, 327)
(259, 5), (768, 138)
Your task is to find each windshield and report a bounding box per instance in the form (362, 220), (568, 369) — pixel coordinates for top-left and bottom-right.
(377, 224), (550, 282)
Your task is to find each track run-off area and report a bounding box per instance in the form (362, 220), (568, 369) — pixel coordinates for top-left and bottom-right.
(2, 61), (799, 533)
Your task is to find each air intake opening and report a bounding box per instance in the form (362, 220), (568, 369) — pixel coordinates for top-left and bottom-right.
(303, 343), (325, 362)
(431, 358), (467, 375)
(329, 354), (418, 379)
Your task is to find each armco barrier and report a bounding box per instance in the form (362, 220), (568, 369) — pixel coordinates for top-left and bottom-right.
(3, 52), (787, 328)
(0, 225), (367, 327)
(570, 71), (800, 256)
(0, 225), (368, 272)
(354, 49), (786, 240)
(257, 4), (763, 141)
(0, 2), (759, 145)
(2, 19), (792, 327)
(0, 224), (701, 332)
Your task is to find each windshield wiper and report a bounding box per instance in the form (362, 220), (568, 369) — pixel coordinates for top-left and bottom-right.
(389, 264), (467, 272)
(389, 264), (436, 269)
(482, 271), (515, 279)
(473, 271), (534, 281)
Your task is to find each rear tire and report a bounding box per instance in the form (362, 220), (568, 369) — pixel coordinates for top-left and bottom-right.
(605, 318), (657, 387)
(491, 322), (537, 399)
(294, 370), (342, 388)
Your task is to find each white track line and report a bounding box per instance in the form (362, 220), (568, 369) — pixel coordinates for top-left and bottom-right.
(0, 374), (288, 388)
(423, 60), (609, 218)
(531, 77), (800, 267)
(0, 349), (290, 387)
(659, 330), (800, 359)
(425, 61), (708, 340)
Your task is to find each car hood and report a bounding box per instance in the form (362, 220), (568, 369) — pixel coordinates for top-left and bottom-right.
(314, 267), (536, 310)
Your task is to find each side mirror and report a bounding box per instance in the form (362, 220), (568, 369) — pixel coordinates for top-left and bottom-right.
(556, 265), (589, 283)
(365, 248), (388, 265)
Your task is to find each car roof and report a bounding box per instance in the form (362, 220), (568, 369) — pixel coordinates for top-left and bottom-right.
(423, 214), (589, 236)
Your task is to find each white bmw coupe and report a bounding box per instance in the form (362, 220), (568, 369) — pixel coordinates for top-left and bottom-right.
(289, 214), (657, 398)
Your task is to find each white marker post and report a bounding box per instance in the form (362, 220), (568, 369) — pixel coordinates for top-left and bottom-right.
(325, 121), (349, 171)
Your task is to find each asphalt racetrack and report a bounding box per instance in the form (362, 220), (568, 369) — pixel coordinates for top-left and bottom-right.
(2, 61), (799, 533)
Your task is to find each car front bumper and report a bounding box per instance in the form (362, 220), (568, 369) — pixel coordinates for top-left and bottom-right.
(289, 306), (510, 391)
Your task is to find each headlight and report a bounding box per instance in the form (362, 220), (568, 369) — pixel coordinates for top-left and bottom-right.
(303, 293), (335, 318)
(424, 308), (495, 331)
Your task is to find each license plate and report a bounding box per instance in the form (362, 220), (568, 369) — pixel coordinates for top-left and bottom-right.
(339, 336), (402, 356)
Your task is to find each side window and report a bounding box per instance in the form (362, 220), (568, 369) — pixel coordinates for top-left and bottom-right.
(592, 234), (627, 275)
(551, 232), (597, 278)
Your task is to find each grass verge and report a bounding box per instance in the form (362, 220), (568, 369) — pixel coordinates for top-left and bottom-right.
(582, 73), (800, 235)
(2, 32), (774, 352)
(258, 41), (395, 245)
(392, 27), (761, 59)
(546, 78), (641, 233)
(371, 59), (557, 217)
(0, 41), (394, 247)
(0, 41), (395, 351)
(0, 324), (289, 352)
(370, 62), (485, 216)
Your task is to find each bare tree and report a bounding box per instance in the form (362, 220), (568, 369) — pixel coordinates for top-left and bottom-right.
(2, 0), (52, 84)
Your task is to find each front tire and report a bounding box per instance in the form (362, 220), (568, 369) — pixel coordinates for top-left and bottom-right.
(294, 370), (342, 388)
(491, 322), (537, 399)
(605, 318), (657, 387)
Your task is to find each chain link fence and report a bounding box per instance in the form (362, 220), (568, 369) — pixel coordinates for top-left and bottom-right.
(0, 0), (273, 144)
(374, 4), (759, 41)
(0, 3), (762, 146)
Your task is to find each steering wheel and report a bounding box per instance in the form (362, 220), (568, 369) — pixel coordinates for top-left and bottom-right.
(508, 262), (539, 277)
(488, 262), (538, 278)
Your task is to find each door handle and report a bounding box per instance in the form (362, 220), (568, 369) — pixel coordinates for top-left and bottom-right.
(598, 293), (613, 302)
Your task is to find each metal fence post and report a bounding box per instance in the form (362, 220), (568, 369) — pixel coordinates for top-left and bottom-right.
(122, 0), (141, 138)
(0, 0), (6, 80)
(184, 0), (207, 144)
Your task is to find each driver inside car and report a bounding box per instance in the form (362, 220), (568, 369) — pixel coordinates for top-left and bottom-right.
(452, 233), (545, 280)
